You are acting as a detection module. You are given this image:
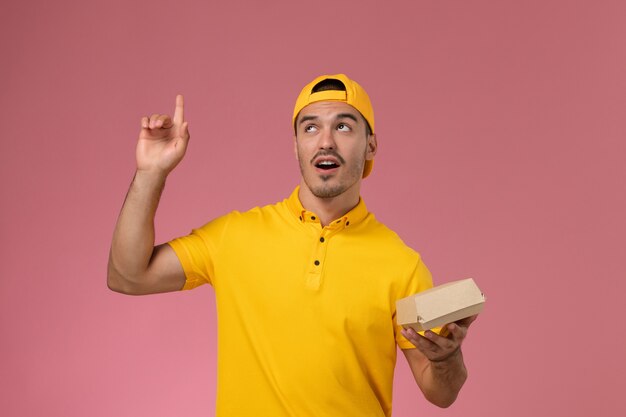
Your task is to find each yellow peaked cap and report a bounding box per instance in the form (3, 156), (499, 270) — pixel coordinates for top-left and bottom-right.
(293, 74), (375, 178)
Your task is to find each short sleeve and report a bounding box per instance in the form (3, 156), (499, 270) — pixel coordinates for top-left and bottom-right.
(167, 214), (231, 290)
(394, 256), (434, 349)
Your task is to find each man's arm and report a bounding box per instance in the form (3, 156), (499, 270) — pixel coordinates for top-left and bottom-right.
(401, 315), (477, 408)
(107, 95), (190, 295)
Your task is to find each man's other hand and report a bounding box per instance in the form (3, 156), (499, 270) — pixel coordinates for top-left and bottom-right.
(401, 315), (478, 363)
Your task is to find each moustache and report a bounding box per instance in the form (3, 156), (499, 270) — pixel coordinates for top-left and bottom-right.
(310, 150), (346, 165)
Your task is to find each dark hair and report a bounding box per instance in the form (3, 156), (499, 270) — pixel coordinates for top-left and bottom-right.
(311, 79), (347, 93)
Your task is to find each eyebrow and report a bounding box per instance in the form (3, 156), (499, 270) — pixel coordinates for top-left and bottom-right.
(298, 115), (318, 126)
(298, 113), (360, 126)
(335, 113), (359, 123)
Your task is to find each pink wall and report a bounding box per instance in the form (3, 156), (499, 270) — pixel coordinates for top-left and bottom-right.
(1, 1), (625, 416)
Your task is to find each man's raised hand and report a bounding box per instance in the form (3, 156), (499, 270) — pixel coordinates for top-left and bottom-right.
(136, 95), (190, 176)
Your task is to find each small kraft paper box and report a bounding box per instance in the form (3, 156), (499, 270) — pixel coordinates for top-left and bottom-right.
(396, 278), (485, 336)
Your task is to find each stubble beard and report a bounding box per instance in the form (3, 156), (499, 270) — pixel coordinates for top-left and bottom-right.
(298, 149), (366, 199)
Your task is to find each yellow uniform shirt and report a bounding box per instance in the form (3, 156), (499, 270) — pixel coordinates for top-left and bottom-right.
(168, 187), (433, 416)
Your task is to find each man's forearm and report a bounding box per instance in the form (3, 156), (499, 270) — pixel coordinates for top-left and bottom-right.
(107, 170), (167, 290)
(420, 348), (467, 408)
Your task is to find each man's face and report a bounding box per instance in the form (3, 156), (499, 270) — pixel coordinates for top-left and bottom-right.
(294, 101), (376, 199)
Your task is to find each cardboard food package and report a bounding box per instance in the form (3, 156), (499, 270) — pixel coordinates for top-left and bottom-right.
(396, 278), (485, 336)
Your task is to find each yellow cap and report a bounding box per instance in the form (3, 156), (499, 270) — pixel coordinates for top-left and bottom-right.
(293, 74), (375, 178)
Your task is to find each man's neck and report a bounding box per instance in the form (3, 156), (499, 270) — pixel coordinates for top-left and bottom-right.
(298, 181), (361, 227)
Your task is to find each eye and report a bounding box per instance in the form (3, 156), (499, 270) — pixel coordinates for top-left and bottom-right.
(337, 123), (351, 132)
(304, 125), (318, 133)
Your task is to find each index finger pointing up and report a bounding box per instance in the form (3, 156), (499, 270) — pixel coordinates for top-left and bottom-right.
(173, 94), (184, 125)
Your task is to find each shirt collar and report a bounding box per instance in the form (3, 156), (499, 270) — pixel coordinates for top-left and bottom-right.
(286, 186), (369, 229)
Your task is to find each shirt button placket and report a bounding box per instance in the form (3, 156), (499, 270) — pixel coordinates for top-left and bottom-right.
(306, 230), (327, 290)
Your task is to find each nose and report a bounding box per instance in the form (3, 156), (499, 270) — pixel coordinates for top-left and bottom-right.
(318, 127), (336, 150)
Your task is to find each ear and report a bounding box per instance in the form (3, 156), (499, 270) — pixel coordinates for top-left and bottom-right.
(293, 134), (299, 161)
(366, 133), (377, 160)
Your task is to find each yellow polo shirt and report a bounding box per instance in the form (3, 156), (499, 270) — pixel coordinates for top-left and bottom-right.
(168, 187), (433, 417)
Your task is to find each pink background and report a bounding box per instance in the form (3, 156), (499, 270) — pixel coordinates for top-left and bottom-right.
(1, 1), (625, 416)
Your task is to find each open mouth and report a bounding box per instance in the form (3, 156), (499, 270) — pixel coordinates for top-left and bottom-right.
(313, 152), (343, 172)
(315, 160), (340, 170)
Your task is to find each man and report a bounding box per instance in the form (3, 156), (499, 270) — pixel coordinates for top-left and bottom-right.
(108, 74), (477, 416)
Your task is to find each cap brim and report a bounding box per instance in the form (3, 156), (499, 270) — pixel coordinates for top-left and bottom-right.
(363, 160), (373, 178)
